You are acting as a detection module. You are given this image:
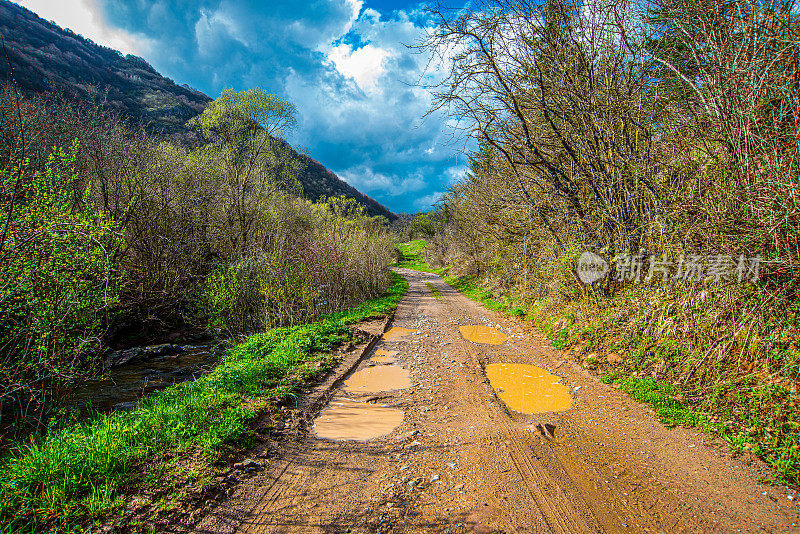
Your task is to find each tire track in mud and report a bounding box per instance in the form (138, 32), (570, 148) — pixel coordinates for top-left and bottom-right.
(436, 274), (688, 534)
(456, 324), (609, 533)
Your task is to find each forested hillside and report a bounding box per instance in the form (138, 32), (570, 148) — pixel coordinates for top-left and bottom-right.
(0, 0), (209, 134)
(0, 0), (395, 220)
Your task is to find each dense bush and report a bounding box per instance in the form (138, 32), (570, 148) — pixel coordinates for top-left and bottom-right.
(205, 197), (393, 335)
(0, 85), (393, 441)
(0, 140), (121, 429)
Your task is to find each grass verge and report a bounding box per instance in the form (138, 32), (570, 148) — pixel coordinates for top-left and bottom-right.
(425, 282), (442, 299)
(0, 273), (408, 533)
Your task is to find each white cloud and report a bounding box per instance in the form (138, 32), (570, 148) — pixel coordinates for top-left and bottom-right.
(20, 0), (469, 213)
(324, 43), (390, 92)
(339, 166), (427, 196)
(16, 0), (149, 56)
(414, 191), (444, 210)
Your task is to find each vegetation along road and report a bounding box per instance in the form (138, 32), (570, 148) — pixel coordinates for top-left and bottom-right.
(196, 268), (799, 533)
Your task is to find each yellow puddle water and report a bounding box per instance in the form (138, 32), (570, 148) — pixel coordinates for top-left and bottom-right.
(485, 363), (572, 414)
(344, 365), (411, 393)
(459, 325), (508, 345)
(383, 327), (412, 341)
(371, 356), (396, 364)
(375, 349), (398, 357)
(313, 398), (403, 441)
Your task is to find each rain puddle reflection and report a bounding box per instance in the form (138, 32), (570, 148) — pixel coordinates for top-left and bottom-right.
(383, 327), (412, 341)
(459, 325), (508, 345)
(313, 398), (404, 440)
(344, 365), (411, 393)
(485, 363), (571, 414)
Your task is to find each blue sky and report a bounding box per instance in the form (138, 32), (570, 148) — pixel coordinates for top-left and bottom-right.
(16, 0), (470, 214)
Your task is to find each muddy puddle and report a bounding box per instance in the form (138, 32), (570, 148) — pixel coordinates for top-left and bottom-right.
(371, 355), (396, 364)
(485, 363), (571, 414)
(375, 349), (398, 357)
(459, 325), (508, 345)
(344, 365), (411, 393)
(383, 327), (413, 341)
(313, 398), (404, 440)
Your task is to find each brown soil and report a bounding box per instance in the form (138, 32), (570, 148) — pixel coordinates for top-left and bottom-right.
(195, 268), (800, 533)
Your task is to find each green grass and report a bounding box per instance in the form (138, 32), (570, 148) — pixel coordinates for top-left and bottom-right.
(0, 273), (408, 533)
(425, 282), (442, 299)
(443, 274), (525, 317)
(394, 240), (444, 273)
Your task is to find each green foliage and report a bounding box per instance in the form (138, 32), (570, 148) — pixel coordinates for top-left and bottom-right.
(394, 240), (445, 273)
(205, 197), (394, 334)
(0, 141), (121, 380)
(0, 272), (408, 532)
(188, 87), (296, 141)
(410, 214), (435, 237)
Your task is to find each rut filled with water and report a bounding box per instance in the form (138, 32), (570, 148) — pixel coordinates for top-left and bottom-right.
(485, 363), (572, 414)
(459, 325), (507, 345)
(313, 398), (404, 440)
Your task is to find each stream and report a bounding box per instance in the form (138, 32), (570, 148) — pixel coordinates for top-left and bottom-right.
(60, 342), (225, 412)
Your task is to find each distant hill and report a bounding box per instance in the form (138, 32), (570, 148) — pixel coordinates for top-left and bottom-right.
(298, 155), (395, 220)
(0, 0), (396, 220)
(0, 0), (210, 134)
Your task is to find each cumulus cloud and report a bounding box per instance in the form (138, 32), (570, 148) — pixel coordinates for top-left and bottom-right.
(22, 0), (471, 213)
(323, 42), (390, 92)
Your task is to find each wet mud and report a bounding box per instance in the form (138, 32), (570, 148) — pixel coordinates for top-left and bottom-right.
(344, 365), (411, 394)
(382, 327), (413, 341)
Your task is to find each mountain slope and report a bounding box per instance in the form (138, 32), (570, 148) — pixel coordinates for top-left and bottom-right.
(0, 0), (395, 220)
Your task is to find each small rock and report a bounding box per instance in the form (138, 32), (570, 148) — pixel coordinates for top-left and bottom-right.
(404, 440), (421, 449)
(408, 477), (423, 487)
(400, 430), (420, 440)
(234, 459), (261, 470)
(430, 474), (440, 483)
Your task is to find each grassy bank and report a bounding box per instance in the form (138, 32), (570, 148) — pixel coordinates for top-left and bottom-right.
(528, 286), (800, 486)
(398, 240), (800, 487)
(0, 273), (408, 533)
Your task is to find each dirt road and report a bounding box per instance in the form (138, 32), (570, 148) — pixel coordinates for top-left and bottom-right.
(198, 268), (800, 533)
